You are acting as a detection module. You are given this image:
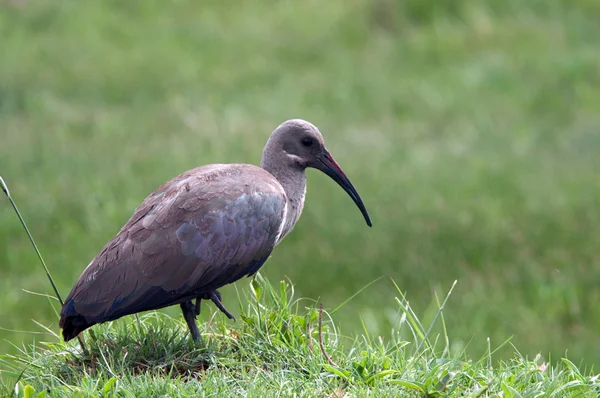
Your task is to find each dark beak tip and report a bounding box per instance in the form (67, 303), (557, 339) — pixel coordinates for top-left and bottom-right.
(319, 152), (372, 229)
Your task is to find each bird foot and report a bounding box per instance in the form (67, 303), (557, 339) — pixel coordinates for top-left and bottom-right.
(194, 291), (236, 321)
(209, 291), (236, 321)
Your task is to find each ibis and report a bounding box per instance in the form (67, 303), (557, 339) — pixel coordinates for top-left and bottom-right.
(60, 119), (372, 341)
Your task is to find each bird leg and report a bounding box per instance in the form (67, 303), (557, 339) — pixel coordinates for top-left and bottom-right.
(209, 290), (236, 321)
(180, 301), (201, 341)
(194, 292), (212, 316)
(194, 298), (202, 316)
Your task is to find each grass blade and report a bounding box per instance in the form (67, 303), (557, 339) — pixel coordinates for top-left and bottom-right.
(330, 276), (383, 315)
(1, 176), (88, 353)
(417, 280), (457, 352)
(1, 177), (64, 306)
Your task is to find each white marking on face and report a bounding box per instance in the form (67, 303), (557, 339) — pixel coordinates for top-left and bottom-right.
(283, 149), (303, 164)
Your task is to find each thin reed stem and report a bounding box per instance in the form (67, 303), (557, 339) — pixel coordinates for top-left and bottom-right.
(1, 176), (88, 354)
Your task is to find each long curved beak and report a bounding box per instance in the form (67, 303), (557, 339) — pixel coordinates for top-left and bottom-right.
(316, 150), (372, 227)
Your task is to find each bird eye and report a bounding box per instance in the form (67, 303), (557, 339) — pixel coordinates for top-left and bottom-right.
(301, 137), (313, 147)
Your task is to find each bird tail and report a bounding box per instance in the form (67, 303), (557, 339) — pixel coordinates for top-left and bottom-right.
(59, 314), (93, 342)
(59, 299), (94, 341)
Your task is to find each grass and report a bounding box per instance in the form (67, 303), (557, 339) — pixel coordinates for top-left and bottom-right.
(1, 0), (600, 372)
(1, 277), (599, 397)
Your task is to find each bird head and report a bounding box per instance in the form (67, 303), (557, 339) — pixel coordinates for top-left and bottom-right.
(262, 119), (372, 227)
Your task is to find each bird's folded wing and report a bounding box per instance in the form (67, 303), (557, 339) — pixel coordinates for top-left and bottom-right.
(61, 166), (285, 322)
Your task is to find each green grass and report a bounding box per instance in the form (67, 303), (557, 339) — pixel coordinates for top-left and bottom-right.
(1, 0), (600, 371)
(2, 278), (599, 397)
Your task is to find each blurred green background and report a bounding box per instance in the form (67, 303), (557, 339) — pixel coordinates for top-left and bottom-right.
(1, 0), (599, 366)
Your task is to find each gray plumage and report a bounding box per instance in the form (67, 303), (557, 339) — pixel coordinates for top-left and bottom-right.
(60, 119), (371, 341)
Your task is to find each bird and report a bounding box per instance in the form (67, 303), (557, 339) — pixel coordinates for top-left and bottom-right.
(59, 119), (372, 342)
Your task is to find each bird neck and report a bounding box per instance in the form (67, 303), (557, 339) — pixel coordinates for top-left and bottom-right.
(261, 159), (307, 207)
(260, 158), (307, 241)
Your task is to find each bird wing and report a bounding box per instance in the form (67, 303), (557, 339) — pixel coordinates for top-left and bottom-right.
(60, 165), (286, 324)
